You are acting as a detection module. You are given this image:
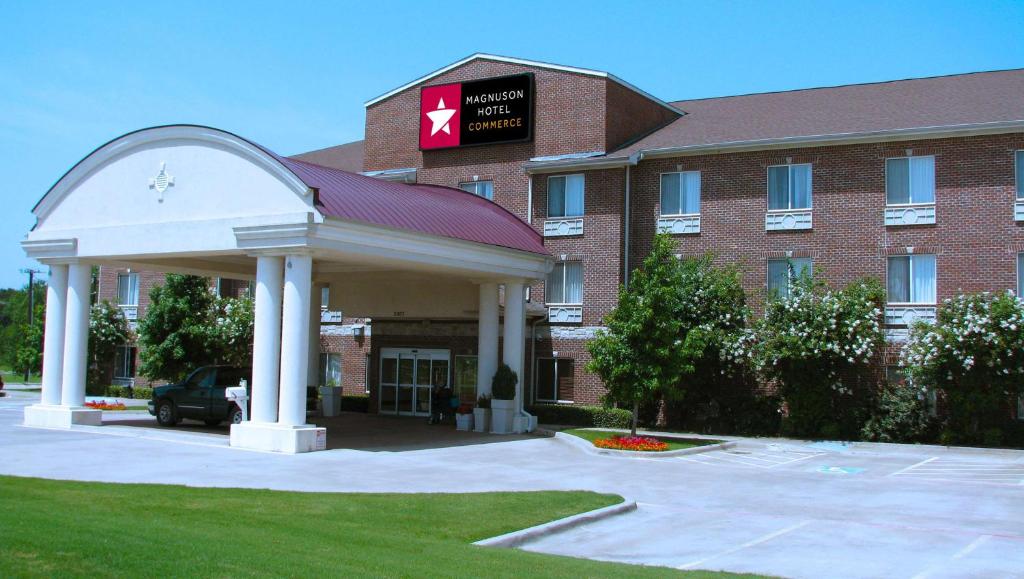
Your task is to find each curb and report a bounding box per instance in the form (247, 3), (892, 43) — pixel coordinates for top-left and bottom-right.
(553, 431), (736, 458)
(473, 497), (637, 548)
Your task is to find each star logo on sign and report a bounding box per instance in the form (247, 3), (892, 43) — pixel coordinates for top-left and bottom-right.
(425, 97), (456, 137)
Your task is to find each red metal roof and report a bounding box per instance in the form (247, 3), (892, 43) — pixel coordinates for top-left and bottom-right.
(276, 156), (548, 256)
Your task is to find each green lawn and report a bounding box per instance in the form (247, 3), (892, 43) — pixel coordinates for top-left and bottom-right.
(0, 476), (756, 578)
(0, 367), (41, 384)
(565, 429), (719, 451)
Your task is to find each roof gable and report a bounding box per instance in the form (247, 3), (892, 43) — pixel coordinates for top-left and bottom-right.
(364, 53), (681, 115)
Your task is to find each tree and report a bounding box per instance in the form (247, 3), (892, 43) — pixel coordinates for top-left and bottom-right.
(587, 233), (688, 436)
(736, 274), (885, 438)
(0, 281), (46, 375)
(137, 274), (255, 382)
(901, 291), (1024, 445)
(138, 275), (218, 382)
(88, 301), (131, 387)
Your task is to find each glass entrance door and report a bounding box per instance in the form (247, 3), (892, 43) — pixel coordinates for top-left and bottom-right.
(379, 348), (451, 417)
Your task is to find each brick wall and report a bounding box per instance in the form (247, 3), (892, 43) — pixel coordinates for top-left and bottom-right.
(628, 134), (1024, 313)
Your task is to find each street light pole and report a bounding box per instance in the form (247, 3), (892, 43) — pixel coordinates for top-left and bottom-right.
(19, 268), (45, 382)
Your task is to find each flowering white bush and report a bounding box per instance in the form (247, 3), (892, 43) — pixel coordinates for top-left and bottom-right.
(208, 297), (255, 368)
(725, 275), (885, 437)
(901, 291), (1024, 443)
(88, 301), (131, 386)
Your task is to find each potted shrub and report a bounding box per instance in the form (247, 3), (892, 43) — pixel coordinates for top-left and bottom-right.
(455, 402), (474, 431)
(490, 364), (517, 434)
(474, 394), (491, 433)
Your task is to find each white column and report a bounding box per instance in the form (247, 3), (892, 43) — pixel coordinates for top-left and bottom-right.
(251, 255), (284, 424)
(307, 283), (323, 389)
(477, 282), (499, 398)
(278, 254), (313, 427)
(502, 281), (526, 409)
(60, 263), (91, 407)
(40, 265), (68, 407)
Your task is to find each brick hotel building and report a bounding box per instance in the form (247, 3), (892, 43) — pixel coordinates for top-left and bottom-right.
(92, 54), (1024, 416)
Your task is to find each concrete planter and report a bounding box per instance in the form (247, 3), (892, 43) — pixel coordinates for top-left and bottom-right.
(491, 399), (515, 434)
(473, 408), (491, 432)
(455, 413), (474, 431)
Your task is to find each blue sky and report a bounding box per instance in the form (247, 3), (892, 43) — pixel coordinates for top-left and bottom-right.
(2, 0), (1022, 289)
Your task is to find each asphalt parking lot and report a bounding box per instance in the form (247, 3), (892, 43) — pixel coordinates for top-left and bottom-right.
(1, 391), (1022, 578)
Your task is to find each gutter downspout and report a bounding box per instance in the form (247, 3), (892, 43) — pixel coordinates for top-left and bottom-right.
(624, 152), (642, 288)
(526, 174), (533, 225)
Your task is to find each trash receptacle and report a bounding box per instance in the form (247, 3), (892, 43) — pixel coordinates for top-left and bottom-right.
(320, 386), (342, 417)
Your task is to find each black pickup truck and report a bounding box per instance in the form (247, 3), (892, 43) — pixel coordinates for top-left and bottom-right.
(148, 365), (318, 427)
(148, 366), (251, 427)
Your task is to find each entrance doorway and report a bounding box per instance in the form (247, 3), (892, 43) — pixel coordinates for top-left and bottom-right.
(379, 348), (451, 416)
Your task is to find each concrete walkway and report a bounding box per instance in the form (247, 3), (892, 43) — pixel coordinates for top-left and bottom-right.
(1, 392), (1022, 578)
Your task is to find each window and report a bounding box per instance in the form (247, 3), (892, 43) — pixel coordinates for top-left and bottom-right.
(546, 262), (583, 304)
(547, 174), (584, 218)
(1019, 253), (1023, 297)
(117, 273), (139, 306)
(319, 353), (342, 387)
(454, 355), (478, 403)
(321, 286), (330, 310)
(113, 346), (136, 380)
(886, 366), (937, 417)
(459, 180), (494, 200)
(767, 164), (812, 210)
(887, 255), (937, 304)
(886, 156), (935, 205)
(1016, 151), (1023, 200)
(767, 258), (812, 299)
(536, 358), (574, 403)
(660, 171), (701, 215)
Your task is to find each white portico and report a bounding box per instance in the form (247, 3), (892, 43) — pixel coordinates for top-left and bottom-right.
(21, 125), (551, 453)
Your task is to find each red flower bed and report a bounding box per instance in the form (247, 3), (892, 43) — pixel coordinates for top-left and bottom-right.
(84, 401), (126, 411)
(593, 435), (669, 452)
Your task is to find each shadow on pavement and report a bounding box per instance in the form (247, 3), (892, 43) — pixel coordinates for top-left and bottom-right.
(101, 411), (538, 451)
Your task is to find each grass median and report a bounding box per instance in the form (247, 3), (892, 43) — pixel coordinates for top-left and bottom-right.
(0, 476), (755, 578)
(565, 428), (719, 451)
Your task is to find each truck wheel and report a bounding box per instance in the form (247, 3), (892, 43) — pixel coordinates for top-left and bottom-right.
(156, 400), (178, 426)
(229, 406), (244, 425)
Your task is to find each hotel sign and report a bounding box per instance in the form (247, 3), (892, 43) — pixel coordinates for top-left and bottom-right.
(419, 73), (534, 150)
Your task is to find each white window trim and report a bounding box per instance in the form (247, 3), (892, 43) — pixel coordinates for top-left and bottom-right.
(535, 357), (574, 404)
(113, 345), (135, 380)
(545, 261), (583, 306)
(1015, 151), (1024, 221)
(886, 255), (937, 306)
(658, 170), (701, 217)
(117, 272), (140, 307)
(1017, 252), (1023, 298)
(766, 258), (812, 298)
(546, 174), (585, 218)
(319, 352), (342, 387)
(459, 180), (494, 200)
(885, 155), (936, 206)
(766, 163), (813, 211)
(1015, 150), (1023, 200)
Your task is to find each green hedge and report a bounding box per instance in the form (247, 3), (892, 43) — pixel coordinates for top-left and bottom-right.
(85, 384), (154, 400)
(527, 404), (632, 429)
(342, 395), (369, 413)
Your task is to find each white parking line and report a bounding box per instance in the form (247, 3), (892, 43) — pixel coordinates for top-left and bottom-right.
(888, 456), (938, 477)
(677, 448), (827, 469)
(891, 457), (1024, 486)
(677, 520), (813, 570)
(910, 534), (992, 579)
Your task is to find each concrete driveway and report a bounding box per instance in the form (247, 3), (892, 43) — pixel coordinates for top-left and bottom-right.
(1, 392), (1022, 578)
